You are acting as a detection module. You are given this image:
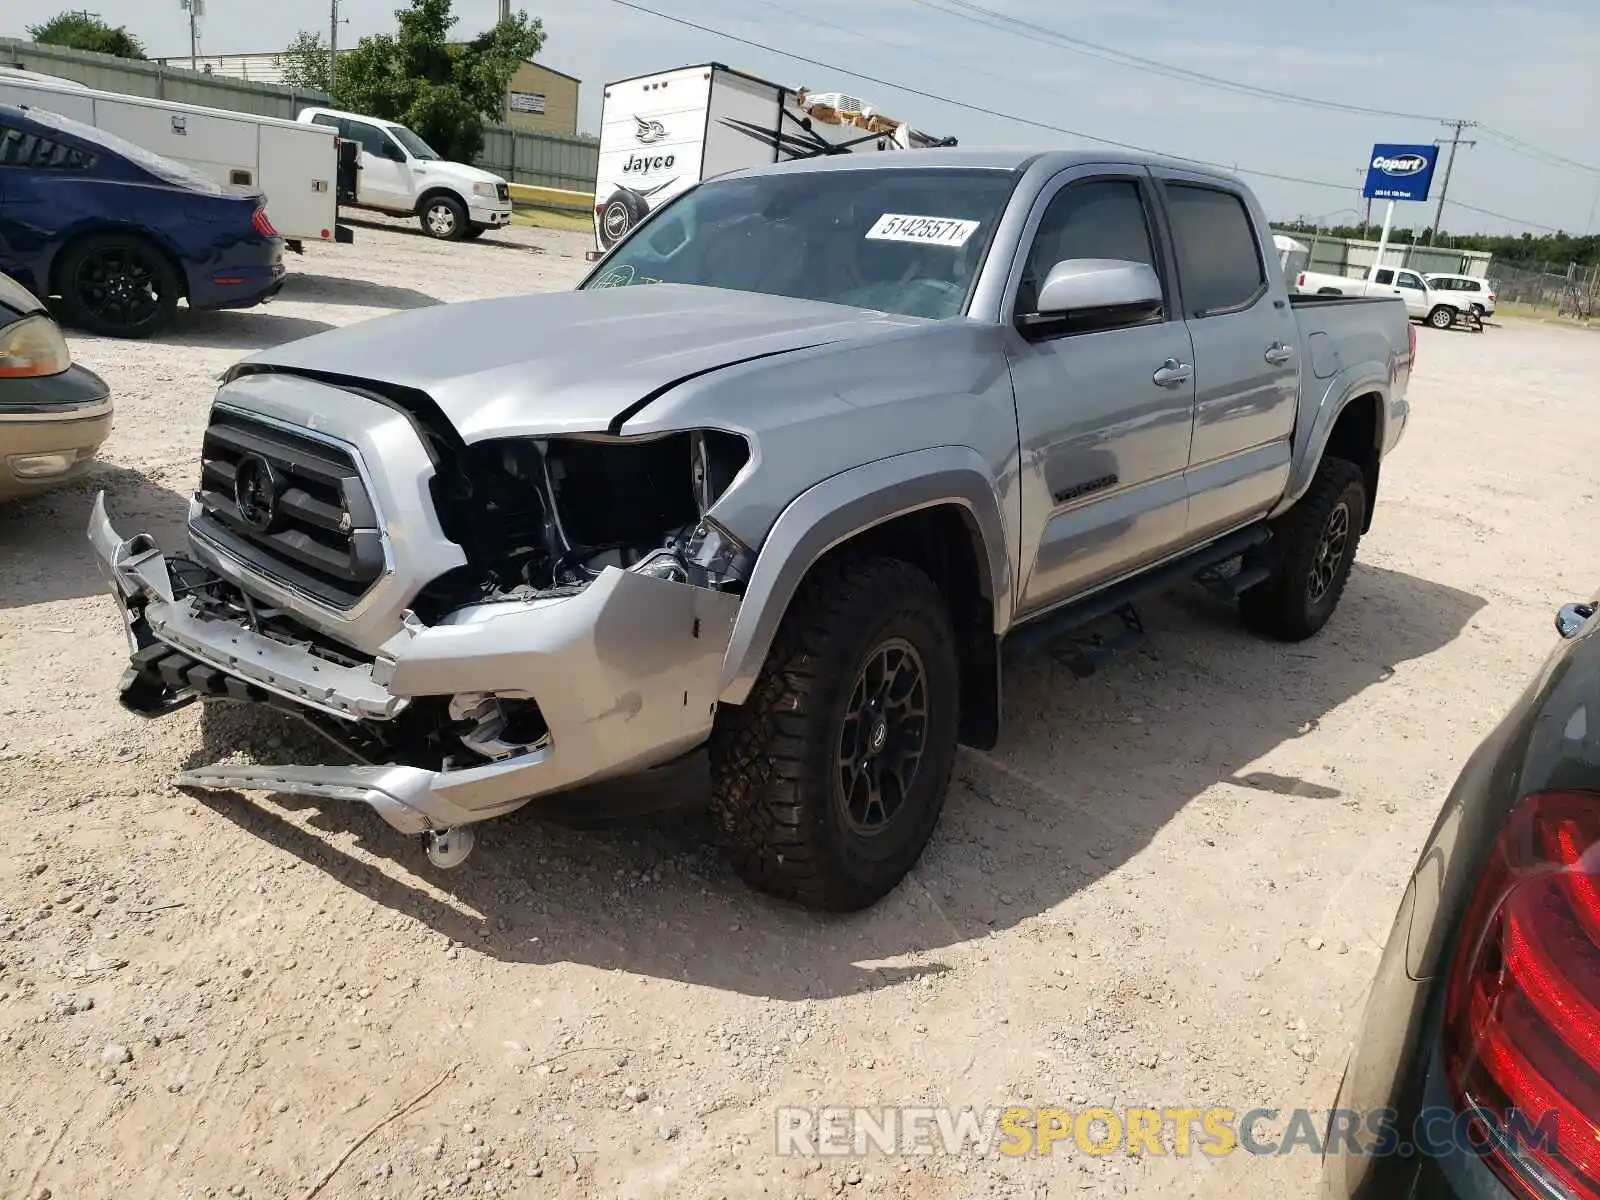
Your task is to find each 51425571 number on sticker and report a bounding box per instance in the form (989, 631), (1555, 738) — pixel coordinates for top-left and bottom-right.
(865, 213), (981, 247)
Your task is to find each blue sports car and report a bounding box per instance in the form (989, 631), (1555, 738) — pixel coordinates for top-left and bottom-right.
(0, 102), (285, 338)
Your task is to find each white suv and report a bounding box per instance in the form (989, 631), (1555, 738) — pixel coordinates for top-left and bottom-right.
(1424, 273), (1496, 318)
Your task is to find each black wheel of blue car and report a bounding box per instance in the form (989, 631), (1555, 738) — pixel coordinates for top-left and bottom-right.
(56, 234), (180, 339)
(1239, 456), (1367, 642)
(709, 556), (960, 912)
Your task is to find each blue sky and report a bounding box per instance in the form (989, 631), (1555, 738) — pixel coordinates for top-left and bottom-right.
(11, 0), (1598, 234)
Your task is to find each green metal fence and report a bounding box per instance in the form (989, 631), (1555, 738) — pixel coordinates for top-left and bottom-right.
(1, 37), (600, 192)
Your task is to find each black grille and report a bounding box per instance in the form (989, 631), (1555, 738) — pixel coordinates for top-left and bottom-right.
(495, 182), (510, 203)
(192, 409), (384, 609)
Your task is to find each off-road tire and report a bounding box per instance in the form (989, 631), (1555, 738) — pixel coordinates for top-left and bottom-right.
(708, 556), (961, 912)
(1239, 457), (1367, 642)
(419, 194), (468, 240)
(1427, 304), (1456, 329)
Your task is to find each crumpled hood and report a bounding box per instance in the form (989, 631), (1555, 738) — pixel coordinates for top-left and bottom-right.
(236, 284), (922, 442)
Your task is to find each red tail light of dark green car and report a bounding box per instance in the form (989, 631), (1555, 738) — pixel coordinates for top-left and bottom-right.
(1443, 789), (1600, 1199)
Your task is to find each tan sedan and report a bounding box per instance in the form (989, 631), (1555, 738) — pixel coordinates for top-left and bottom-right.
(0, 272), (111, 500)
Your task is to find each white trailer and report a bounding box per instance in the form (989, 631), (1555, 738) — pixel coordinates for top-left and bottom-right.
(592, 63), (955, 250)
(0, 69), (347, 251)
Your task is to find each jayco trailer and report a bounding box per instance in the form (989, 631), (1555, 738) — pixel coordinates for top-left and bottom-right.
(592, 63), (955, 249)
(0, 69), (347, 250)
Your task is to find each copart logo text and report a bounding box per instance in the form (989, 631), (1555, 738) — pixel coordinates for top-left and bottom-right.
(1372, 153), (1429, 176)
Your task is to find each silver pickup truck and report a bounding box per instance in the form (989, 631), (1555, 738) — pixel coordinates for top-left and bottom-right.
(89, 149), (1413, 911)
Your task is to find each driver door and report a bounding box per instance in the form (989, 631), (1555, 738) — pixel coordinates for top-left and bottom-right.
(1005, 169), (1198, 618)
(341, 118), (413, 211)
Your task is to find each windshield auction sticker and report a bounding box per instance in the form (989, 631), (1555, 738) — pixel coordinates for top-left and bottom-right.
(866, 214), (980, 247)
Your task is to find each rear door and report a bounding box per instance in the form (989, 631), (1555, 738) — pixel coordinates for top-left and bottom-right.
(1005, 167), (1198, 615)
(1153, 170), (1300, 539)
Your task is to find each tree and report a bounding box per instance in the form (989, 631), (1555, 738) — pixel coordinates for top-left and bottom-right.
(279, 30), (332, 93)
(28, 10), (146, 59)
(331, 0), (545, 162)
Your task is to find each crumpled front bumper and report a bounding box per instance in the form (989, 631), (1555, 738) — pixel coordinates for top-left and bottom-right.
(89, 492), (741, 838)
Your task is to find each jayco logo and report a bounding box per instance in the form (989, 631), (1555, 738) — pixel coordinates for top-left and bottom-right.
(1372, 153), (1429, 177)
(623, 153), (675, 174)
(634, 115), (667, 144)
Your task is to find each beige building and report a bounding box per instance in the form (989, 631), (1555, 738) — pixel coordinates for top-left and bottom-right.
(158, 50), (579, 135)
(503, 61), (579, 136)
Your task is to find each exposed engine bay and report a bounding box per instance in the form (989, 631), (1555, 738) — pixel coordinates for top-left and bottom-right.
(418, 427), (751, 617)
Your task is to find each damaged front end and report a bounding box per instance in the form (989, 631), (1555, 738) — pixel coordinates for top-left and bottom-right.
(89, 375), (754, 867)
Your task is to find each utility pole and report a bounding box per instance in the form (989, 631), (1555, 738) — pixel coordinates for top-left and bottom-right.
(1427, 118), (1477, 245)
(180, 0), (203, 70)
(328, 0), (340, 93)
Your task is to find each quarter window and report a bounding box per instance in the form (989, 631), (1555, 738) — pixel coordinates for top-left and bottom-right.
(1165, 184), (1266, 316)
(0, 124), (95, 170)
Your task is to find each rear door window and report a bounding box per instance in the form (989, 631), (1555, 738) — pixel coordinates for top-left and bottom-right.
(1164, 184), (1267, 316)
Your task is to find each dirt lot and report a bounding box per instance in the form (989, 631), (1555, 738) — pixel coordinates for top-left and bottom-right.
(2, 219), (1596, 1200)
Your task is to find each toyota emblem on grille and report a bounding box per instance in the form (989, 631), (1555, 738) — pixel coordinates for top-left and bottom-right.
(233, 452), (280, 533)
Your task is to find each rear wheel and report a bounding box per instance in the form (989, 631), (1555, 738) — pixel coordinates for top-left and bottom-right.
(1428, 305), (1456, 329)
(55, 234), (180, 339)
(1239, 457), (1367, 642)
(708, 557), (960, 912)
(419, 194), (468, 240)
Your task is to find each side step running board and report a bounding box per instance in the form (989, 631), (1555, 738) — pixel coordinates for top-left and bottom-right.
(1002, 524), (1270, 664)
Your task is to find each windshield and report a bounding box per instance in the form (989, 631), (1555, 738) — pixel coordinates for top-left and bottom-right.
(16, 105), (225, 194)
(387, 124), (440, 160)
(582, 167), (1019, 320)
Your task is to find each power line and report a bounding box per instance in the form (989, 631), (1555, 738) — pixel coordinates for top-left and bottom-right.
(603, 0), (1567, 234)
(1477, 125), (1600, 176)
(904, 0), (1448, 124)
(1444, 197), (1560, 233)
(603, 0), (1354, 192)
(913, 0), (1600, 189)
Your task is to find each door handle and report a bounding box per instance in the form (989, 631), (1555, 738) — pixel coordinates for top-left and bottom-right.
(1152, 359), (1192, 388)
(1264, 343), (1295, 365)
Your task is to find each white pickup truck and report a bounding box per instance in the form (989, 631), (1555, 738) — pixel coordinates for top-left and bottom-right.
(297, 106), (512, 241)
(1292, 265), (1477, 330)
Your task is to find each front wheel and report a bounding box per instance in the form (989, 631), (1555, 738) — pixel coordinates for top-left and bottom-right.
(709, 557), (960, 912)
(419, 195), (469, 240)
(55, 234), (180, 338)
(1239, 457), (1367, 642)
(1427, 305), (1456, 329)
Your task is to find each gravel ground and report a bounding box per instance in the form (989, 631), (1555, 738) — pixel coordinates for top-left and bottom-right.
(2, 218), (1597, 1200)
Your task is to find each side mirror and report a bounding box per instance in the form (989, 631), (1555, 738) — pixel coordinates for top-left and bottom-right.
(383, 142), (407, 162)
(1036, 259), (1161, 315)
(1022, 259), (1163, 336)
